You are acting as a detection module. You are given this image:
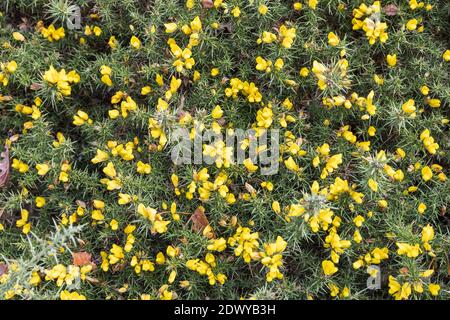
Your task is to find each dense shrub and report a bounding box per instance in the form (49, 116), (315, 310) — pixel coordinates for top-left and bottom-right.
(0, 0), (449, 300)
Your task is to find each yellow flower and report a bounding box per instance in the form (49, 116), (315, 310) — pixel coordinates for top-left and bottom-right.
(272, 201), (281, 214)
(165, 22), (178, 33)
(353, 215), (365, 227)
(284, 156), (299, 172)
(108, 36), (117, 49)
(36, 163), (50, 175)
(231, 7), (241, 17)
(93, 26), (102, 36)
(156, 252), (165, 265)
(293, 2), (303, 10)
(91, 149), (109, 164)
(130, 35), (141, 49)
(328, 32), (340, 46)
(35, 196), (46, 208)
(443, 50), (450, 61)
(367, 178), (378, 192)
(421, 224), (434, 243)
(417, 202), (427, 214)
(258, 5), (268, 15)
(378, 199), (388, 208)
(322, 260), (338, 276)
(427, 98), (441, 108)
(101, 74), (112, 86)
(396, 242), (421, 258)
(92, 209), (105, 221)
(308, 0), (318, 9)
(186, 0), (195, 9)
(141, 86), (152, 95)
(211, 105), (223, 119)
(136, 161), (152, 174)
(103, 162), (117, 178)
(60, 290), (86, 300)
(255, 56), (272, 72)
(401, 99), (415, 114)
(367, 126), (376, 136)
(274, 58), (284, 71)
(421, 166), (433, 182)
(118, 193), (132, 205)
(386, 54), (397, 67)
(406, 19), (418, 31)
(13, 32), (25, 41)
(6, 61), (18, 73)
(243, 158), (258, 173)
(428, 284), (440, 296)
(59, 171), (69, 182)
(299, 67), (309, 77)
(12, 158), (29, 173)
(210, 68), (220, 77)
(207, 238), (227, 252)
(420, 85), (429, 95)
(110, 219), (119, 230)
(353, 230), (362, 243)
(373, 74), (384, 85)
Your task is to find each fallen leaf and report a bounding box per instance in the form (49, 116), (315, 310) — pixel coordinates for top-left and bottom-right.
(201, 0), (214, 9)
(0, 263), (8, 276)
(30, 83), (43, 90)
(190, 207), (209, 233)
(85, 276), (100, 284)
(383, 4), (398, 16)
(9, 134), (19, 142)
(72, 251), (92, 266)
(399, 267), (409, 274)
(0, 144), (10, 188)
(76, 200), (87, 208)
(77, 238), (86, 247)
(216, 117), (226, 126)
(112, 262), (126, 272)
(18, 17), (32, 31)
(0, 95), (13, 103)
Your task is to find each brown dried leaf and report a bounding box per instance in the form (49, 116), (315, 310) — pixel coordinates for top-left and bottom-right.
(0, 144), (10, 188)
(383, 4), (398, 16)
(30, 83), (43, 90)
(85, 276), (100, 284)
(9, 134), (19, 142)
(18, 17), (32, 31)
(76, 200), (86, 208)
(201, 0), (214, 9)
(216, 118), (227, 126)
(245, 182), (256, 195)
(77, 238), (86, 247)
(112, 262), (126, 272)
(190, 207), (209, 233)
(0, 95), (13, 102)
(0, 263), (8, 276)
(72, 251), (92, 266)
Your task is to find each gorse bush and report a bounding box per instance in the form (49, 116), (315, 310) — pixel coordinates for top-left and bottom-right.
(0, 0), (449, 300)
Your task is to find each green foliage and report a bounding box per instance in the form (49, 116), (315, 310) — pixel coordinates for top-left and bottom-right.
(0, 0), (449, 300)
